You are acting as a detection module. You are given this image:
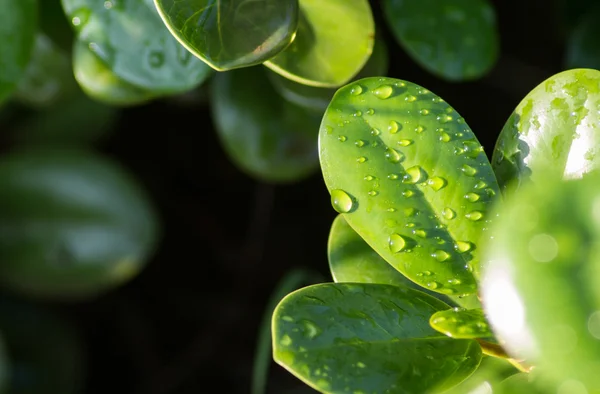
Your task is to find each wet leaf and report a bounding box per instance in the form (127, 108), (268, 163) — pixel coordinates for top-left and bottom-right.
(265, 0), (375, 88)
(62, 0), (212, 93)
(319, 77), (499, 297)
(481, 172), (600, 392)
(382, 0), (498, 81)
(430, 308), (493, 339)
(0, 148), (160, 301)
(493, 69), (600, 193)
(0, 0), (37, 105)
(154, 0), (299, 71)
(273, 283), (482, 394)
(210, 66), (320, 182)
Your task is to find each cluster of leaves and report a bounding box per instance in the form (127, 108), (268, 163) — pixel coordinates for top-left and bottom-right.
(271, 69), (600, 393)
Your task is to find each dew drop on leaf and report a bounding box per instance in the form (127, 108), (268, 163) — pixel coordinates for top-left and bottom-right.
(373, 85), (393, 99)
(388, 233), (407, 253)
(331, 189), (353, 213)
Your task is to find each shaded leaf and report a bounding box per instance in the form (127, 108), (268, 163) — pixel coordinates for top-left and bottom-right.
(430, 308), (492, 339)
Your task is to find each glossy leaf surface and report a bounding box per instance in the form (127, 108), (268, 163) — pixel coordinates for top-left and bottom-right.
(72, 39), (155, 106)
(495, 373), (549, 394)
(265, 0), (375, 87)
(493, 69), (600, 192)
(0, 0), (37, 104)
(481, 173), (600, 392)
(319, 77), (499, 296)
(268, 37), (389, 113)
(328, 214), (481, 309)
(566, 8), (600, 72)
(210, 66), (320, 183)
(273, 283), (482, 393)
(62, 0), (211, 93)
(430, 308), (492, 339)
(154, 0), (298, 71)
(441, 357), (517, 394)
(382, 0), (498, 81)
(0, 149), (159, 301)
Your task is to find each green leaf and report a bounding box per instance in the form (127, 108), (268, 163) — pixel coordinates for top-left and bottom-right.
(0, 298), (84, 393)
(265, 0), (375, 88)
(267, 37), (389, 113)
(14, 33), (77, 108)
(382, 0), (498, 81)
(328, 214), (481, 309)
(0, 148), (160, 301)
(319, 77), (499, 297)
(153, 0), (299, 71)
(493, 69), (600, 193)
(72, 39), (155, 106)
(62, 0), (212, 93)
(481, 172), (600, 392)
(430, 308), (493, 339)
(273, 283), (482, 394)
(495, 373), (550, 394)
(565, 8), (600, 72)
(0, 0), (37, 105)
(441, 357), (518, 394)
(210, 66), (320, 183)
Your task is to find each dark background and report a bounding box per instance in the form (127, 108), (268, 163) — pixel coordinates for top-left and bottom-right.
(0, 0), (580, 392)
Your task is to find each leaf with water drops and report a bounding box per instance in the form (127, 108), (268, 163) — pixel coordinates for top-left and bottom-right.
(481, 172), (600, 392)
(493, 69), (600, 194)
(328, 214), (483, 309)
(265, 0), (375, 88)
(382, 0), (498, 81)
(61, 0), (212, 94)
(319, 77), (499, 298)
(0, 0), (37, 105)
(154, 0), (298, 71)
(267, 37), (389, 113)
(210, 66), (320, 183)
(72, 39), (155, 106)
(430, 308), (493, 340)
(272, 283), (482, 394)
(0, 148), (160, 301)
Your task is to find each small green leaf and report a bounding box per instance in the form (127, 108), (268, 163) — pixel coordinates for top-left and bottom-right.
(267, 37), (389, 113)
(430, 308), (493, 339)
(153, 0), (298, 71)
(265, 0), (375, 88)
(14, 33), (77, 108)
(493, 69), (600, 193)
(273, 283), (482, 394)
(481, 172), (600, 392)
(382, 0), (498, 81)
(0, 148), (160, 301)
(210, 66), (320, 183)
(0, 0), (37, 105)
(72, 39), (155, 106)
(319, 77), (499, 296)
(62, 0), (212, 93)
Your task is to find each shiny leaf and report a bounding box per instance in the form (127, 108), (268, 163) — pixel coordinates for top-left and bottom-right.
(430, 308), (493, 339)
(153, 0), (298, 71)
(62, 0), (212, 93)
(273, 283), (482, 394)
(210, 66), (319, 182)
(493, 69), (600, 193)
(382, 0), (499, 81)
(319, 77), (499, 296)
(0, 148), (160, 301)
(481, 172), (600, 392)
(265, 0), (375, 88)
(0, 0), (37, 104)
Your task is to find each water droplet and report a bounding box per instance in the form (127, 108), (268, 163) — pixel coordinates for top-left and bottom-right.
(439, 132), (451, 142)
(465, 192), (480, 202)
(448, 278), (462, 285)
(353, 110), (362, 117)
(302, 320), (322, 339)
(325, 126), (333, 134)
(388, 121), (400, 134)
(357, 156), (367, 163)
(398, 139), (413, 146)
(338, 135), (347, 142)
(402, 190), (414, 198)
(455, 241), (473, 253)
(404, 207), (417, 217)
(387, 207), (396, 212)
(371, 141), (379, 147)
(364, 175), (374, 181)
(420, 109), (430, 116)
(442, 207), (456, 220)
(280, 335), (292, 346)
(423, 271), (433, 276)
(415, 125), (425, 133)
(371, 128), (381, 136)
(357, 362), (366, 368)
(427, 176), (447, 191)
(432, 250), (451, 262)
(413, 229), (427, 238)
(331, 189), (353, 213)
(461, 164), (477, 176)
(465, 211), (484, 221)
(406, 95), (417, 102)
(368, 190), (379, 197)
(406, 222), (416, 228)
(427, 282), (441, 289)
(463, 140), (483, 158)
(71, 8), (91, 29)
(148, 51), (165, 68)
(366, 108), (375, 115)
(387, 173), (399, 180)
(385, 148), (403, 163)
(402, 166), (426, 184)
(389, 234), (407, 253)
(374, 85), (393, 99)
(474, 180), (487, 189)
(355, 140), (365, 147)
(438, 114), (453, 123)
(350, 85), (363, 95)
